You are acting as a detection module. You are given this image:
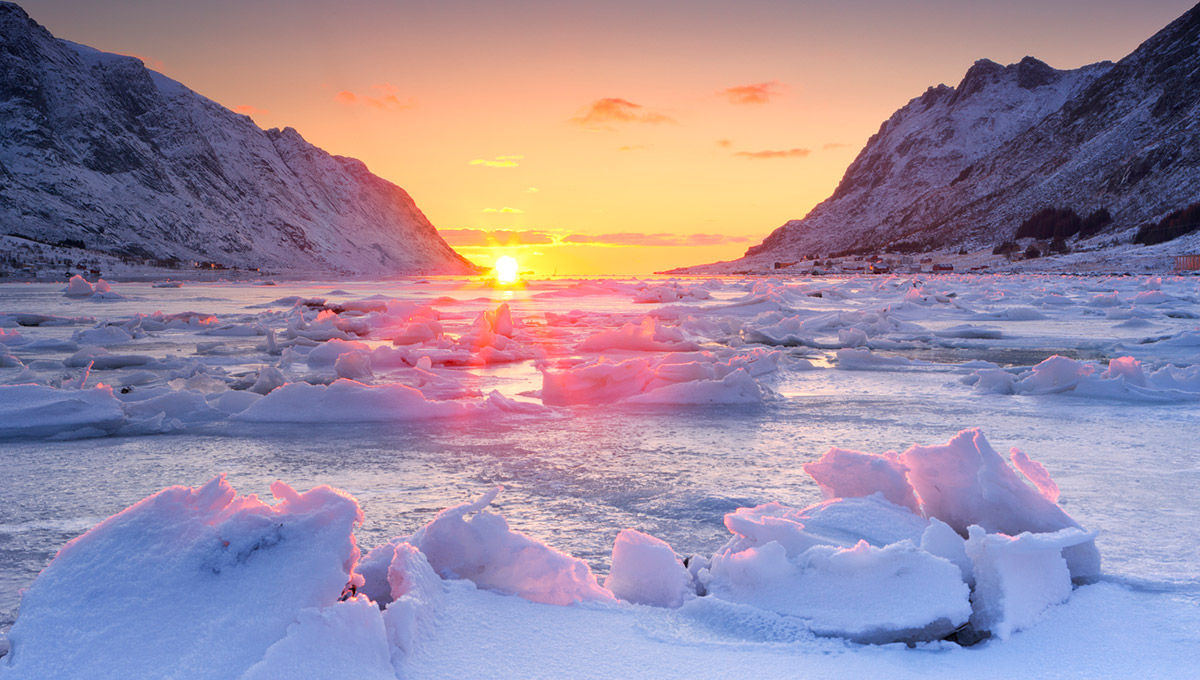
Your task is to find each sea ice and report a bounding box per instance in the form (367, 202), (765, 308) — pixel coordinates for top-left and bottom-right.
(1, 476), (365, 679)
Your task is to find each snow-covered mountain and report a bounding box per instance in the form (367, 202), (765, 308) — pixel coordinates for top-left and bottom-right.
(0, 2), (476, 276)
(681, 4), (1200, 272)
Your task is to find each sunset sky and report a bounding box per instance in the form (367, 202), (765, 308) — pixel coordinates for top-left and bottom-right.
(20, 0), (1195, 274)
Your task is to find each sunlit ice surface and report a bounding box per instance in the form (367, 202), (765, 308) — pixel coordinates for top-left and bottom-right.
(0, 273), (1198, 676)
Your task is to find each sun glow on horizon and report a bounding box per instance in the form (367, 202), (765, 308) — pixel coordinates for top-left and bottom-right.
(494, 255), (520, 284)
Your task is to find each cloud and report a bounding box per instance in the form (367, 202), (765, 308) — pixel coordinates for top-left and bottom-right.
(720, 80), (786, 105)
(561, 232), (754, 247)
(823, 142), (851, 150)
(716, 139), (732, 148)
(439, 229), (554, 247)
(469, 155), (524, 168)
(570, 98), (675, 129)
(618, 145), (649, 152)
(233, 104), (269, 117)
(733, 148), (811, 160)
(481, 207), (524, 214)
(335, 84), (416, 111)
(524, 187), (540, 194)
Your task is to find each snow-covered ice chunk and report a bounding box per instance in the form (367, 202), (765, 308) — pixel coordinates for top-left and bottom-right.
(0, 384), (125, 439)
(381, 543), (444, 656)
(578, 316), (700, 352)
(605, 529), (692, 607)
(71, 324), (134, 345)
(2, 476), (365, 679)
(934, 324), (1002, 339)
(921, 518), (974, 586)
(803, 447), (920, 514)
(62, 275), (94, 297)
(407, 488), (614, 606)
(334, 348), (374, 381)
(900, 429), (1100, 581)
(718, 494), (929, 558)
(705, 539), (971, 643)
(240, 596), (394, 680)
(541, 352), (774, 406)
(965, 525), (1097, 640)
(234, 379), (474, 423)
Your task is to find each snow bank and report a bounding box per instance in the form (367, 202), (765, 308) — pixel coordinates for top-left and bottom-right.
(3, 476), (365, 679)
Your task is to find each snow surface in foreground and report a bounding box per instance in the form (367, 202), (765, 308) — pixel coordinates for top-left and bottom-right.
(5, 429), (1196, 679)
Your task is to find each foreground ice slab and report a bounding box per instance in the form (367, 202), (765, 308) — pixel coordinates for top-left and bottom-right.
(0, 429), (1117, 675)
(2, 476), (365, 679)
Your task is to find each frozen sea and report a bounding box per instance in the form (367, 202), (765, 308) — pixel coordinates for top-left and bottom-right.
(1, 274), (1198, 678)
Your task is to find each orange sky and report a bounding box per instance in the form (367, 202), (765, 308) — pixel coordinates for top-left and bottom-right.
(21, 0), (1196, 274)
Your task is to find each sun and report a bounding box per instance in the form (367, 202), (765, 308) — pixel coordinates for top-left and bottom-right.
(494, 255), (520, 284)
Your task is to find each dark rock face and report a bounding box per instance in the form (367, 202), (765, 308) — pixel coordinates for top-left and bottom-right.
(720, 3), (1200, 266)
(0, 2), (475, 275)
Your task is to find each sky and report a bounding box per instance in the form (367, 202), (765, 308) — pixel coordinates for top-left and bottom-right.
(18, 0), (1197, 275)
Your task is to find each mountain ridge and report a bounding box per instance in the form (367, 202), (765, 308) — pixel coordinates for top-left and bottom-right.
(674, 3), (1200, 273)
(0, 2), (476, 276)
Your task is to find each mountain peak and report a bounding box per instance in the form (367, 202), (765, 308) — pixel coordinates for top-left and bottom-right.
(0, 4), (476, 276)
(676, 2), (1200, 274)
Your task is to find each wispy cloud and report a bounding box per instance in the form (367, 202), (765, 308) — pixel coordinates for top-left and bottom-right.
(335, 84), (416, 111)
(570, 98), (675, 130)
(481, 207), (524, 214)
(720, 80), (786, 105)
(233, 104), (269, 117)
(618, 144), (649, 152)
(716, 139), (733, 149)
(562, 232), (754, 247)
(733, 148), (810, 160)
(469, 154), (524, 168)
(439, 229), (554, 247)
(524, 187), (540, 194)
(823, 142), (850, 150)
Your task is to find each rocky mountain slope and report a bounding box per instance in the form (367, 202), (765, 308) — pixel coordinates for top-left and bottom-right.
(0, 2), (476, 276)
(679, 3), (1200, 272)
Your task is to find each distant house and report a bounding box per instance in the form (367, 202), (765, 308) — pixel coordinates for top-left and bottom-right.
(1175, 255), (1200, 271)
(932, 264), (954, 272)
(869, 262), (890, 274)
(774, 261), (798, 269)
